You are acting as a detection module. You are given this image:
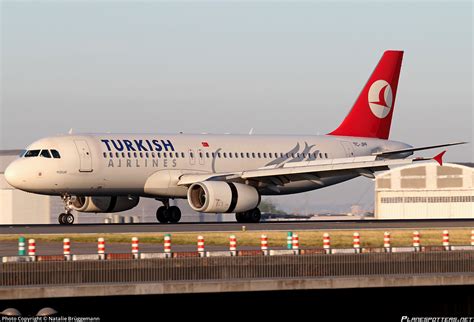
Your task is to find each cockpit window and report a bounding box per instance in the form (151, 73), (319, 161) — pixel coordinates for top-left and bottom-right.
(40, 150), (51, 158)
(24, 150), (40, 157)
(51, 150), (61, 158)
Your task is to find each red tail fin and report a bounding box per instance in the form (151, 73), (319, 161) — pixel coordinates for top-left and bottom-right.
(329, 50), (404, 139)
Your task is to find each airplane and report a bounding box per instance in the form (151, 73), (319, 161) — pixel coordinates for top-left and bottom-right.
(4, 50), (465, 224)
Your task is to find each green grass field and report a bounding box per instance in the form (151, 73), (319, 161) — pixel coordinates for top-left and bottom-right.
(2, 228), (473, 248)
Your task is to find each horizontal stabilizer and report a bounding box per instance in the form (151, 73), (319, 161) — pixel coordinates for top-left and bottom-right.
(373, 142), (467, 156)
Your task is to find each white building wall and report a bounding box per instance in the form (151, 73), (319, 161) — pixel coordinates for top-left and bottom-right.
(375, 163), (474, 219)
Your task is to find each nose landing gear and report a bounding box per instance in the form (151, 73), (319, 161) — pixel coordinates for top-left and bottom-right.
(156, 199), (182, 224)
(58, 195), (75, 225)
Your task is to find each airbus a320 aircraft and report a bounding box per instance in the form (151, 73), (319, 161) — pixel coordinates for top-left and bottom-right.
(5, 50), (465, 224)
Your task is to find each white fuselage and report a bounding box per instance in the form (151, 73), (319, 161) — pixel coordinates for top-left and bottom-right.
(5, 133), (411, 198)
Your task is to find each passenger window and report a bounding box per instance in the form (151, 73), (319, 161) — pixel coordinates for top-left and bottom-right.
(40, 150), (51, 158)
(140, 152), (143, 158)
(122, 152), (125, 158)
(110, 152), (114, 158)
(51, 150), (61, 159)
(128, 152), (131, 158)
(268, 153), (272, 158)
(103, 152), (107, 158)
(134, 152), (137, 158)
(241, 153), (244, 158)
(246, 153), (250, 158)
(145, 152), (149, 158)
(217, 153), (221, 158)
(234, 153), (238, 158)
(211, 152), (215, 158)
(252, 153), (256, 158)
(175, 152), (179, 158)
(223, 152), (227, 158)
(199, 152), (203, 158)
(157, 152), (161, 158)
(325, 153), (328, 158)
(152, 152), (155, 158)
(163, 152), (167, 158)
(263, 153), (267, 158)
(189, 152), (193, 158)
(280, 153), (284, 158)
(229, 153), (232, 158)
(206, 152), (210, 158)
(181, 152), (185, 158)
(257, 153), (261, 158)
(116, 152), (120, 158)
(24, 150), (40, 158)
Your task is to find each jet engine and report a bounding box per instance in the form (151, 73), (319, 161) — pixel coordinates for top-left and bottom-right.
(187, 181), (260, 213)
(71, 196), (139, 213)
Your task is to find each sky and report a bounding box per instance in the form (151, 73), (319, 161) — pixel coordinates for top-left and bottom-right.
(0, 1), (472, 213)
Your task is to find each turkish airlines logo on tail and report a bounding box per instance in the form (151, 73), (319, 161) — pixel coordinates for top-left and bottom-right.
(368, 80), (393, 118)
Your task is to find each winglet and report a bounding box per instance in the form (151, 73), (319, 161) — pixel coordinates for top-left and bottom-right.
(433, 150), (446, 166)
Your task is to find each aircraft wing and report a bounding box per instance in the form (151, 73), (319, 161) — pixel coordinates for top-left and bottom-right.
(177, 153), (440, 188)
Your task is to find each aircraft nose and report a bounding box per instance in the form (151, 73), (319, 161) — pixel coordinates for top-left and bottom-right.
(4, 161), (22, 188)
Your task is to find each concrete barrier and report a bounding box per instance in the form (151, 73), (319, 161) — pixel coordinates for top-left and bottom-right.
(2, 256), (35, 263)
(269, 250), (295, 256)
(72, 254), (101, 261)
(391, 247), (416, 253)
(451, 246), (474, 251)
(140, 253), (168, 259)
(332, 248), (357, 254)
(206, 251), (232, 257)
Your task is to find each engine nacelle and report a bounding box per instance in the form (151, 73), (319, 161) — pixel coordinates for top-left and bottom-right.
(71, 196), (139, 213)
(187, 181), (260, 213)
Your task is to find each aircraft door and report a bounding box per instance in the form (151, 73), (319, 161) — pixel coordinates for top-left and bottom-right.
(340, 141), (355, 157)
(74, 140), (93, 172)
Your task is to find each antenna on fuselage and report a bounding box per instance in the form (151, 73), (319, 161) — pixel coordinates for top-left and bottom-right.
(68, 128), (73, 135)
(249, 128), (254, 135)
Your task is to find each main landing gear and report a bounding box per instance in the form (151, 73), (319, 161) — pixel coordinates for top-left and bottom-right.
(156, 199), (182, 224)
(235, 208), (261, 223)
(58, 195), (75, 225)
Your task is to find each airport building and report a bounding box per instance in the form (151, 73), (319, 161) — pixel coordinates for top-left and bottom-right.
(375, 162), (474, 219)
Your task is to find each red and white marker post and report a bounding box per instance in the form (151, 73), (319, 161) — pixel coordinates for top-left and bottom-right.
(229, 235), (237, 256)
(383, 232), (391, 253)
(413, 231), (421, 251)
(28, 239), (36, 259)
(63, 238), (71, 260)
(164, 234), (172, 257)
(132, 237), (139, 259)
(323, 233), (331, 254)
(353, 232), (361, 253)
(261, 234), (268, 255)
(442, 230), (450, 251)
(98, 238), (105, 259)
(197, 235), (205, 257)
(292, 233), (300, 255)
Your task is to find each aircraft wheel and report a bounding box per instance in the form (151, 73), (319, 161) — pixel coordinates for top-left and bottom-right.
(65, 213), (75, 224)
(168, 206), (181, 223)
(235, 212), (246, 223)
(247, 208), (261, 223)
(156, 206), (169, 223)
(58, 213), (66, 225)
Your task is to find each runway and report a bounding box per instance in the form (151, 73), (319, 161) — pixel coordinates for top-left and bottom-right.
(0, 219), (473, 234)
